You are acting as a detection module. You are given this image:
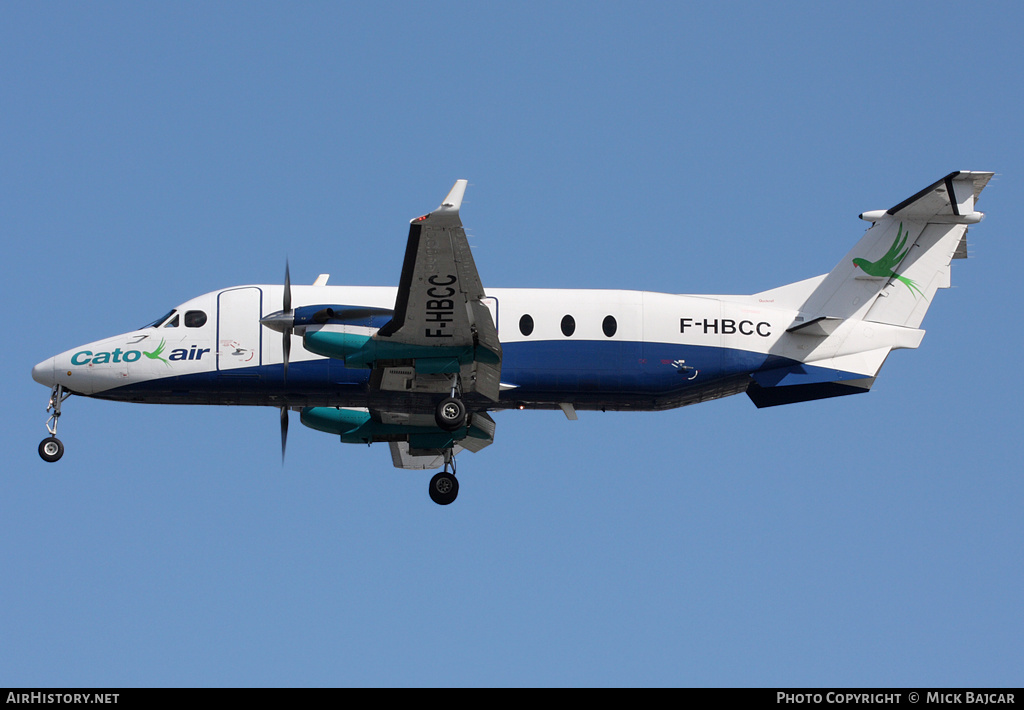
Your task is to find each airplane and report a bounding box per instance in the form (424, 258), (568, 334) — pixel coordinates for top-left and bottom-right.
(32, 172), (993, 504)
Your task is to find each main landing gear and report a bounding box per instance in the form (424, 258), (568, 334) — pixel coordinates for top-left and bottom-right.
(429, 450), (459, 506)
(430, 377), (465, 504)
(434, 396), (466, 431)
(433, 370), (467, 431)
(39, 385), (70, 463)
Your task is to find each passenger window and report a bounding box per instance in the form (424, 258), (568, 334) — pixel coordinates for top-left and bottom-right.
(185, 310), (207, 328)
(519, 314), (534, 337)
(602, 315), (617, 337)
(560, 315), (575, 337)
(164, 314), (179, 328)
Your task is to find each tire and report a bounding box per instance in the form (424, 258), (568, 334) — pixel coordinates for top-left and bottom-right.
(429, 471), (459, 505)
(434, 397), (466, 431)
(39, 437), (64, 463)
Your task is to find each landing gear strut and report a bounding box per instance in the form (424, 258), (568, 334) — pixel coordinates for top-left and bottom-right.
(39, 385), (69, 463)
(428, 450), (459, 505)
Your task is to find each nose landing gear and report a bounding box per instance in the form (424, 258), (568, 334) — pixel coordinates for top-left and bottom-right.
(39, 385), (70, 463)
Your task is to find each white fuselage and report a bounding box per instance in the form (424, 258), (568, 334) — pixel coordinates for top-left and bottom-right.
(33, 283), (903, 411)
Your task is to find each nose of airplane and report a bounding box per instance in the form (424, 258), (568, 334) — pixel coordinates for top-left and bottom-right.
(32, 357), (56, 386)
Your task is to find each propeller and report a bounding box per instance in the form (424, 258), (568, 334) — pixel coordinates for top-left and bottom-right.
(259, 260), (296, 381)
(259, 260), (296, 464)
(282, 259), (292, 381)
(280, 261), (292, 463)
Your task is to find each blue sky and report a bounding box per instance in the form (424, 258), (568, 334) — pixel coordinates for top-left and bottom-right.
(2, 2), (1022, 687)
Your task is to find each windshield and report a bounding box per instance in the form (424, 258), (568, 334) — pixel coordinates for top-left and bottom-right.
(140, 309), (176, 329)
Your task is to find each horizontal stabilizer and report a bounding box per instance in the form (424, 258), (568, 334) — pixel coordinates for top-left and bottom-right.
(885, 171), (992, 220)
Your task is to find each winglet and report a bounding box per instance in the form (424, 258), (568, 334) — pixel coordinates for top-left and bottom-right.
(440, 179), (468, 212)
(410, 180), (468, 224)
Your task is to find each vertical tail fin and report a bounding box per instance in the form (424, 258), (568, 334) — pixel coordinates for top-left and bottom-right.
(746, 172), (992, 408)
(794, 171), (992, 328)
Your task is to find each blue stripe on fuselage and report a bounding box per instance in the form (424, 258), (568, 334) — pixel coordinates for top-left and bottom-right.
(92, 339), (863, 408)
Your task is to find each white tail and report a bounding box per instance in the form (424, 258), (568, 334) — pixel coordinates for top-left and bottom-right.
(746, 172), (992, 408)
(795, 171), (993, 327)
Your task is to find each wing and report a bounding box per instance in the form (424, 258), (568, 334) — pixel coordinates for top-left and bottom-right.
(297, 181), (502, 471)
(373, 180), (502, 401)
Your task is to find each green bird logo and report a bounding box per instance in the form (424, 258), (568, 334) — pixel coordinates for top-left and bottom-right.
(143, 338), (170, 366)
(852, 222), (925, 299)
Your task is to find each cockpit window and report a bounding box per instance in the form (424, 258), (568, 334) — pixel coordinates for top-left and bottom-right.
(141, 309), (176, 329)
(184, 310), (207, 328)
(164, 314), (179, 328)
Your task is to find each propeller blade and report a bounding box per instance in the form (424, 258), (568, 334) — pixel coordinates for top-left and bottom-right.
(282, 330), (290, 381)
(283, 259), (291, 313)
(282, 259), (292, 382)
(280, 406), (289, 463)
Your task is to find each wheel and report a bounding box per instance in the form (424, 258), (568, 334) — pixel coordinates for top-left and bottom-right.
(38, 437), (64, 463)
(434, 397), (466, 431)
(429, 471), (459, 505)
